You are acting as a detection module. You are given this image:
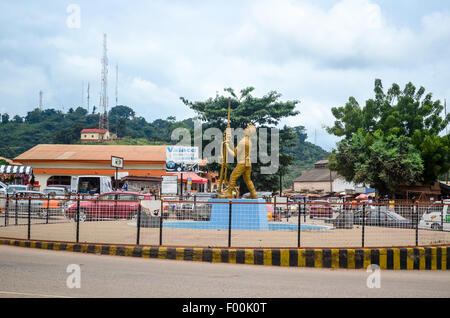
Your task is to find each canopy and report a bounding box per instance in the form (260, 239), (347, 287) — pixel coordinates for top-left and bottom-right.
(0, 165), (33, 175)
(173, 172), (208, 184)
(355, 192), (375, 200)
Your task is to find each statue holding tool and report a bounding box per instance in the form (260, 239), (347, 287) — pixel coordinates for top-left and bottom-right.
(218, 99), (258, 199)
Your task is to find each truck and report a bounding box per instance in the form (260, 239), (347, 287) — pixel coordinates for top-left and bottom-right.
(70, 175), (113, 196)
(419, 201), (449, 231)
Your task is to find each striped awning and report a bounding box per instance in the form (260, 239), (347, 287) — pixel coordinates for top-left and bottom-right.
(0, 165), (33, 175)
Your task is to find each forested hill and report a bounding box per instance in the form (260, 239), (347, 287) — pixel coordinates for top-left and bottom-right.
(0, 105), (194, 159)
(0, 105), (329, 188)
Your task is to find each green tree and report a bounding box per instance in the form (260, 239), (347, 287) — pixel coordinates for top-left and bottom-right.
(328, 79), (450, 195)
(329, 130), (424, 195)
(13, 115), (23, 123)
(1, 113), (9, 124)
(180, 87), (300, 193)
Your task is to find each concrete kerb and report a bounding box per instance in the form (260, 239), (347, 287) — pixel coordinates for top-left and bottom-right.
(0, 238), (448, 270)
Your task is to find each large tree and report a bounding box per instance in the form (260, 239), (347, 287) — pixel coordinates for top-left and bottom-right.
(180, 87), (300, 193)
(328, 79), (450, 196)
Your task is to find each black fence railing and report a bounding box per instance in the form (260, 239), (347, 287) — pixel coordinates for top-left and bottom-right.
(0, 195), (449, 248)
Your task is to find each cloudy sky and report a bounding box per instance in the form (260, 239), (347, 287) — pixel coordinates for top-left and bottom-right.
(0, 0), (449, 150)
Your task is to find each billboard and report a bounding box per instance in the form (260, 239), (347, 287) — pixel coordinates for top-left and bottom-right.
(166, 146), (199, 172)
(161, 175), (178, 194)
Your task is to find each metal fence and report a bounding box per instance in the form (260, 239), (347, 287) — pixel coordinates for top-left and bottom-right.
(0, 194), (449, 248)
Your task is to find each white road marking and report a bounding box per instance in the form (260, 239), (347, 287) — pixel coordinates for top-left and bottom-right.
(0, 290), (72, 298)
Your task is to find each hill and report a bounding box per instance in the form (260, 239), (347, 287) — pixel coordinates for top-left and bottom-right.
(0, 106), (329, 188)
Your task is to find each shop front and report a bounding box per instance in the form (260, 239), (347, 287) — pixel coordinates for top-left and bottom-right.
(0, 165), (36, 188)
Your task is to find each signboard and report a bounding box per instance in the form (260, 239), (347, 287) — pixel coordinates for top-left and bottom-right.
(166, 146), (199, 172)
(117, 172), (129, 179)
(140, 200), (162, 217)
(161, 175), (178, 194)
(111, 156), (124, 169)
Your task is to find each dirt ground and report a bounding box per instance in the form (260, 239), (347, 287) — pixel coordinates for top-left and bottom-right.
(1, 215), (449, 248)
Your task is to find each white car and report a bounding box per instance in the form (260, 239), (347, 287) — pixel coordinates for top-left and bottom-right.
(419, 203), (449, 231)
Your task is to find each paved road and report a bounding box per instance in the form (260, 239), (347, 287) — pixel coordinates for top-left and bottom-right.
(0, 245), (449, 298)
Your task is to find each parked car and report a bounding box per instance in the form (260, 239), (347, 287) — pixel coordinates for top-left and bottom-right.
(5, 190), (62, 218)
(6, 185), (28, 194)
(242, 192), (272, 199)
(419, 203), (449, 231)
(272, 196), (295, 219)
(177, 193), (216, 221)
(65, 191), (153, 222)
(351, 206), (412, 229)
(43, 186), (68, 198)
(309, 200), (333, 219)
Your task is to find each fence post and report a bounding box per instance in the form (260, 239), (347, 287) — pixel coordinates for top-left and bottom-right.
(228, 199), (232, 248)
(194, 195), (197, 215)
(4, 193), (9, 227)
(361, 203), (365, 248)
(297, 201), (301, 248)
(286, 199), (289, 222)
(46, 193), (50, 224)
(441, 199), (444, 232)
(274, 196), (277, 221)
(27, 197), (31, 240)
(415, 202), (419, 246)
(159, 199), (163, 246)
(76, 195), (80, 243)
(15, 195), (18, 226)
(114, 194), (118, 220)
(303, 197), (307, 222)
(136, 201), (141, 245)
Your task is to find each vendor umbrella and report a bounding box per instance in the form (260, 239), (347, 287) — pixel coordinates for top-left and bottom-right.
(355, 193), (368, 200)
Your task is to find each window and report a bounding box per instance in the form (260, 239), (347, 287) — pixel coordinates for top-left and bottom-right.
(47, 176), (71, 186)
(119, 194), (138, 201)
(99, 194), (116, 200)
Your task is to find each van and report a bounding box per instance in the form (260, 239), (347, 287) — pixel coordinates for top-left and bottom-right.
(70, 175), (113, 195)
(419, 203), (449, 231)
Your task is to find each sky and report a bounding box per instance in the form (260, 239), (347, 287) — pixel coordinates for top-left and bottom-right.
(0, 0), (449, 150)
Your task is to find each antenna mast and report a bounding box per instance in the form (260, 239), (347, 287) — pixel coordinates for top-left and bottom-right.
(81, 81), (84, 108)
(99, 33), (109, 130)
(115, 63), (118, 106)
(87, 82), (90, 113)
(39, 90), (43, 110)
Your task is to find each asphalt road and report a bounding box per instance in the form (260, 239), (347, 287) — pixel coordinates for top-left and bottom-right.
(0, 245), (449, 298)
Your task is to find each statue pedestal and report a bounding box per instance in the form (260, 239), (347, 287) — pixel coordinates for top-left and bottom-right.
(207, 198), (268, 230)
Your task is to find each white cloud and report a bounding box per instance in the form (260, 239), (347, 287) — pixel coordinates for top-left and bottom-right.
(0, 0), (449, 151)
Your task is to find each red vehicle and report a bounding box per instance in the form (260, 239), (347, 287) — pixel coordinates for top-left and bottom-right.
(65, 191), (152, 222)
(309, 200), (333, 219)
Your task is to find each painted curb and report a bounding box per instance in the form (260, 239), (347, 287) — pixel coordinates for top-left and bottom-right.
(1, 239), (449, 270)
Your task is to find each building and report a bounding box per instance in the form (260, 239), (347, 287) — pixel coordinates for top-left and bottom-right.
(292, 159), (362, 194)
(80, 129), (116, 142)
(13, 144), (208, 193)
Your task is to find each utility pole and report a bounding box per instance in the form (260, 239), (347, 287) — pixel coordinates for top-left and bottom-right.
(115, 63), (118, 107)
(87, 82), (90, 113)
(39, 91), (43, 110)
(446, 99), (449, 185)
(99, 33), (109, 130)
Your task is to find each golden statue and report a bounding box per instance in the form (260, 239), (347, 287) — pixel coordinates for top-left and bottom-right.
(218, 122), (258, 199)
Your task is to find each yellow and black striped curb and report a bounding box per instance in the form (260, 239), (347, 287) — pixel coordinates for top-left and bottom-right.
(1, 239), (449, 270)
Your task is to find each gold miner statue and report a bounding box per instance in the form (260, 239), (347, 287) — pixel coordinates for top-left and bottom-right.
(218, 100), (258, 199)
